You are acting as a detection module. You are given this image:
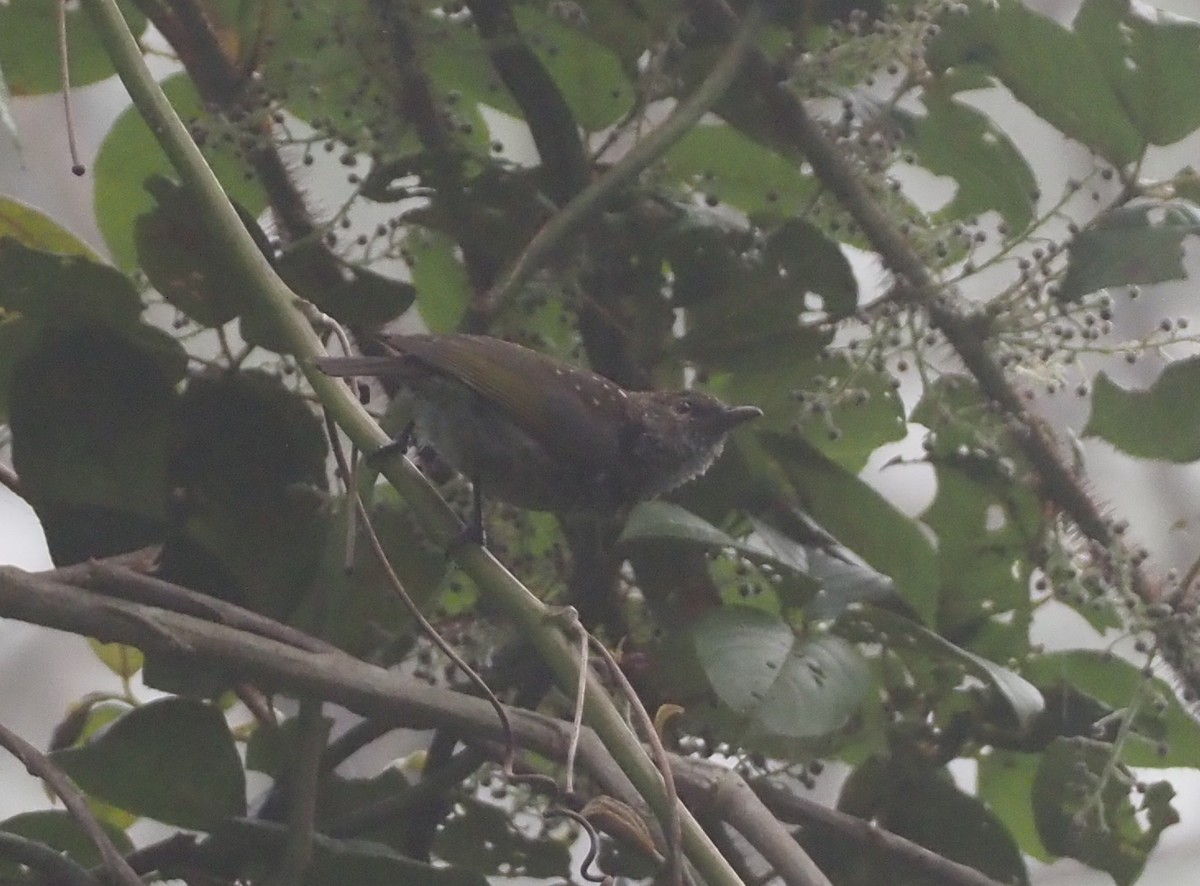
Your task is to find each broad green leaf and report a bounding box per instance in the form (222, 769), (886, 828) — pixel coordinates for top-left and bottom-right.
(0, 810), (133, 871)
(0, 0), (146, 95)
(159, 371), (329, 622)
(894, 83), (1036, 231)
(849, 605), (1045, 731)
(6, 325), (183, 563)
(623, 500), (812, 578)
(0, 240), (186, 420)
(1023, 650), (1200, 767)
(1085, 357), (1200, 462)
(661, 124), (818, 220)
(291, 485), (447, 657)
(761, 433), (939, 620)
(838, 760), (1030, 886)
(94, 74), (266, 270)
(52, 698), (246, 830)
(435, 795), (573, 879)
(927, 0), (1144, 164)
(513, 6), (634, 131)
(1033, 737), (1178, 885)
(924, 465), (1041, 659)
(978, 750), (1053, 861)
(692, 607), (870, 740)
(1074, 0), (1200, 148)
(135, 176), (261, 328)
(406, 227), (472, 332)
(1060, 204), (1200, 301)
(0, 197), (100, 259)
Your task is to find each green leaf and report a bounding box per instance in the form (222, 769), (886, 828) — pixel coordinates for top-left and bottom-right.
(88, 640), (144, 680)
(692, 607), (870, 740)
(435, 795), (573, 879)
(1023, 650), (1200, 767)
(923, 465), (1041, 659)
(0, 241), (186, 420)
(927, 0), (1145, 164)
(0, 810), (133, 871)
(279, 244), (416, 330)
(6, 323), (183, 563)
(0, 0), (146, 95)
(623, 499), (811, 577)
(291, 485), (448, 657)
(1085, 357), (1200, 462)
(0, 197), (101, 259)
(849, 605), (1045, 731)
(1059, 204), (1200, 301)
(760, 434), (939, 621)
(1033, 737), (1178, 885)
(94, 74), (267, 270)
(838, 761), (1030, 886)
(134, 176), (261, 328)
(894, 82), (1036, 231)
(661, 124), (818, 220)
(1074, 0), (1200, 148)
(978, 750), (1053, 861)
(513, 6), (634, 131)
(406, 227), (473, 332)
(160, 371), (330, 621)
(52, 698), (246, 830)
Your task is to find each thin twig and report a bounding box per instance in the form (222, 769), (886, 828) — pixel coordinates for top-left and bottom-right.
(57, 0), (86, 175)
(589, 636), (684, 886)
(564, 614), (589, 796)
(0, 722), (142, 886)
(349, 491), (518, 774)
(480, 2), (766, 315)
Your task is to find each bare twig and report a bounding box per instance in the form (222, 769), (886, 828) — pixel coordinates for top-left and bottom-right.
(0, 722), (142, 886)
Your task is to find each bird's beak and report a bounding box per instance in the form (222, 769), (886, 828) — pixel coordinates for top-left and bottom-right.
(719, 405), (763, 430)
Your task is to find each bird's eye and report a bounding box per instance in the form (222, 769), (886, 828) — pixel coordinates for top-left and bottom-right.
(674, 399), (693, 416)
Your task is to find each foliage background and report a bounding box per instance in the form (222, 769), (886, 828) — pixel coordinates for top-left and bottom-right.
(4, 0), (1200, 884)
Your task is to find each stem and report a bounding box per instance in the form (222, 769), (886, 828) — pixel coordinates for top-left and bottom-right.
(77, 3), (745, 882)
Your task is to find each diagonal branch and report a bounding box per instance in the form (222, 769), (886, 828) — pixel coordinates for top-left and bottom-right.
(75, 3), (748, 882)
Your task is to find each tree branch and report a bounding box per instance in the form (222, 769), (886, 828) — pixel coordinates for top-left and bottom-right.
(76, 5), (744, 880)
(480, 2), (766, 316)
(673, 759), (832, 886)
(0, 722), (142, 886)
(749, 774), (1007, 886)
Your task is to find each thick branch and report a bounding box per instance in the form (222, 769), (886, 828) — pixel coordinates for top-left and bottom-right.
(464, 0), (590, 203)
(673, 760), (831, 886)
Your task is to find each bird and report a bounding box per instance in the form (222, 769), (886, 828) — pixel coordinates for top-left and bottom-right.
(314, 333), (762, 529)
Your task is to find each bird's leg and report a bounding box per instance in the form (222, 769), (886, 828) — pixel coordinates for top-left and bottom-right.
(466, 477), (487, 548)
(367, 421), (415, 465)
